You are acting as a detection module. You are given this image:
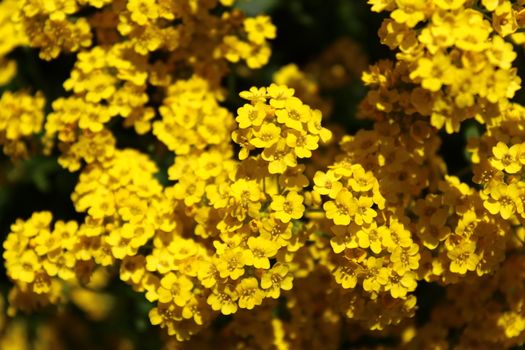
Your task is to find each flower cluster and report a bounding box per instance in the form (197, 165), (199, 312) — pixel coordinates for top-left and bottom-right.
(232, 84), (332, 173)
(3, 83), (332, 341)
(153, 77), (234, 155)
(0, 91), (45, 159)
(0, 0), (25, 84)
(2, 0), (525, 348)
(365, 0), (523, 132)
(34, 0), (274, 168)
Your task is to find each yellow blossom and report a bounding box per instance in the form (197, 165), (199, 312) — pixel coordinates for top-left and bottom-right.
(271, 191), (305, 223)
(324, 190), (357, 226)
(260, 263), (293, 298)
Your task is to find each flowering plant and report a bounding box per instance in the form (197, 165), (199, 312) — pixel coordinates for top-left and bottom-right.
(1, 0), (525, 349)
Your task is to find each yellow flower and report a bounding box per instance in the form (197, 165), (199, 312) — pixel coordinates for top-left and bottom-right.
(483, 183), (522, 220)
(356, 223), (388, 254)
(230, 179), (262, 218)
(348, 165), (375, 192)
(146, 249), (176, 274)
(206, 183), (230, 209)
(491, 142), (522, 174)
(493, 2), (518, 37)
(455, 210), (479, 238)
(307, 109), (332, 143)
(236, 102), (267, 128)
(120, 222), (154, 250)
(207, 285), (238, 315)
(262, 140), (297, 174)
(239, 86), (267, 103)
(454, 10), (491, 52)
(330, 224), (359, 253)
(487, 36), (517, 70)
(127, 0), (159, 25)
(275, 97), (311, 131)
(354, 196), (377, 226)
(149, 303), (179, 335)
(236, 277), (265, 309)
(157, 273), (194, 306)
(197, 260), (221, 288)
(258, 217), (292, 247)
(119, 255), (146, 284)
(8, 250), (41, 283)
(271, 191), (305, 223)
(250, 122), (281, 148)
(106, 231), (134, 259)
(362, 256), (389, 293)
(196, 151), (225, 180)
(181, 296), (208, 326)
(387, 271), (417, 298)
(324, 190), (357, 226)
(260, 263), (293, 298)
(0, 91), (46, 158)
(246, 44), (272, 69)
(410, 53), (456, 92)
(382, 218), (413, 251)
(390, 244), (420, 275)
(313, 170), (343, 199)
(391, 0), (428, 28)
(244, 16), (276, 45)
(285, 131), (319, 158)
(448, 240), (480, 274)
(245, 236), (279, 269)
(267, 84), (294, 109)
(170, 180), (205, 206)
(333, 262), (362, 289)
(33, 229), (60, 257)
(497, 312), (525, 338)
(216, 248), (248, 280)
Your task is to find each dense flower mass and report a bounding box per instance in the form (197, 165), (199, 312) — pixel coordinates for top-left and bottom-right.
(2, 0), (525, 349)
